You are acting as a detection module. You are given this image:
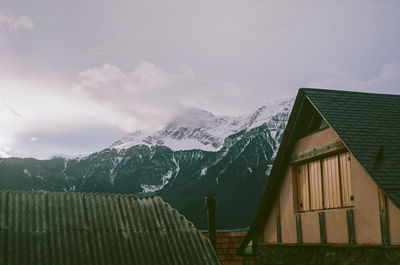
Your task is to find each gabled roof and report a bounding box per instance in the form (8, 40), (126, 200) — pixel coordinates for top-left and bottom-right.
(239, 88), (400, 253)
(0, 190), (220, 265)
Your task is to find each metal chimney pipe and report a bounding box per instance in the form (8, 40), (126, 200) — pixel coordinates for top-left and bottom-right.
(205, 194), (217, 251)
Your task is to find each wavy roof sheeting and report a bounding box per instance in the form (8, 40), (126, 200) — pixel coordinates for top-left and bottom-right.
(0, 190), (220, 265)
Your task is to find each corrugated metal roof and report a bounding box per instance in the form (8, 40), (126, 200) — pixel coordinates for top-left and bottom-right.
(0, 190), (220, 265)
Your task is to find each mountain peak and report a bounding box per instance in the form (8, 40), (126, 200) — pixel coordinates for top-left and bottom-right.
(243, 97), (294, 131)
(110, 98), (293, 151)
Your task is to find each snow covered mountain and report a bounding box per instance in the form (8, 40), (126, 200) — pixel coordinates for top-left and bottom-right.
(0, 98), (293, 229)
(111, 98), (293, 152)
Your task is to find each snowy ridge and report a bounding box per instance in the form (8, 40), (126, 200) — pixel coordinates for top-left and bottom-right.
(110, 98), (294, 152)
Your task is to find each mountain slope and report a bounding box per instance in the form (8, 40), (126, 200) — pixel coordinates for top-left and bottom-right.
(0, 99), (292, 229)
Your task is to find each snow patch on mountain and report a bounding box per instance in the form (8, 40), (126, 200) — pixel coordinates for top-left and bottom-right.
(110, 98), (293, 152)
(140, 170), (173, 193)
(23, 169), (32, 177)
(109, 156), (123, 185)
(243, 98), (293, 131)
(109, 131), (151, 149)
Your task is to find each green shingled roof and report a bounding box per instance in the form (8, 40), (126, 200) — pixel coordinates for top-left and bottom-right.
(303, 88), (400, 208)
(0, 190), (220, 265)
(239, 88), (400, 253)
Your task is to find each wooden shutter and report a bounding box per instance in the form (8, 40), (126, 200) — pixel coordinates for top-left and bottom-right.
(339, 152), (354, 207)
(322, 155), (341, 208)
(308, 160), (323, 210)
(297, 163), (310, 211)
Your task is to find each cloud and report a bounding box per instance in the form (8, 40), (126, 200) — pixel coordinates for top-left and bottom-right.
(306, 62), (400, 94)
(74, 61), (249, 132)
(0, 61), (250, 158)
(0, 99), (22, 117)
(0, 147), (11, 158)
(0, 7), (34, 31)
(0, 76), (127, 158)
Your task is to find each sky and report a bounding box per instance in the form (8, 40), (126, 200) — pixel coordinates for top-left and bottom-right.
(0, 0), (399, 158)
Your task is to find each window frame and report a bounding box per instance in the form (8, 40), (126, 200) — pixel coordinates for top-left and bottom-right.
(293, 151), (354, 213)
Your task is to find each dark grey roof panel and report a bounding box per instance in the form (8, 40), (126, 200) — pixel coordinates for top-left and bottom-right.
(0, 190), (220, 265)
(303, 88), (400, 208)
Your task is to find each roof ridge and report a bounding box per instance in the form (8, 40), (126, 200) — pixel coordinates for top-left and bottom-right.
(154, 196), (196, 228)
(300, 87), (400, 97)
(0, 189), (137, 199)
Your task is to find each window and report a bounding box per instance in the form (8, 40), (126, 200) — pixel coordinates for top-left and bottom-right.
(296, 152), (354, 212)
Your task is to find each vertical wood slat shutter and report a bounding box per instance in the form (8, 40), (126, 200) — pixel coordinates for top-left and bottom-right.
(297, 164), (310, 211)
(322, 156), (341, 209)
(308, 160), (323, 210)
(339, 153), (354, 207)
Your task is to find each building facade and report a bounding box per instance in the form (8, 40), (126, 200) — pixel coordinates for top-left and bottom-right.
(239, 88), (400, 264)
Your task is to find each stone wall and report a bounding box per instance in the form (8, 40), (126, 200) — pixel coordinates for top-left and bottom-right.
(254, 244), (400, 265)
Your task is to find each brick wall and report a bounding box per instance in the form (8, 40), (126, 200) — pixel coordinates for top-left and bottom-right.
(202, 230), (255, 265)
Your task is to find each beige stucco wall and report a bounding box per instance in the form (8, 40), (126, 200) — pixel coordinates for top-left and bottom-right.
(278, 128), (340, 244)
(325, 209), (348, 243)
(262, 199), (277, 243)
(350, 154), (381, 244)
(259, 126), (400, 246)
(279, 168), (297, 243)
(292, 127), (339, 154)
(301, 211), (320, 243)
(388, 198), (400, 244)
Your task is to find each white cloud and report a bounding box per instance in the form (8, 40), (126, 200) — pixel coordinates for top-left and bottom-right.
(74, 61), (249, 132)
(0, 7), (34, 31)
(306, 62), (400, 94)
(0, 77), (123, 158)
(0, 150), (9, 158)
(0, 0), (398, 158)
(0, 99), (21, 117)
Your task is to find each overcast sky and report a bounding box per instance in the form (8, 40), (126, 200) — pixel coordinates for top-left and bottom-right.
(1, 0), (399, 158)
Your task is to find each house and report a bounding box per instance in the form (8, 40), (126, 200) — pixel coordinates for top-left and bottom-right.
(0, 190), (220, 265)
(238, 88), (400, 264)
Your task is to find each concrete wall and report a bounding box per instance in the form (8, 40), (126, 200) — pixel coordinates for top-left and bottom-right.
(256, 126), (400, 246)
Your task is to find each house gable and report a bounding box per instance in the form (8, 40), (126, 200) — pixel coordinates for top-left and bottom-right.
(239, 88), (400, 253)
(304, 89), (400, 208)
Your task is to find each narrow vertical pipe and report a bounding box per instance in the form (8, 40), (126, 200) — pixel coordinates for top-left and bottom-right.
(205, 194), (216, 251)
